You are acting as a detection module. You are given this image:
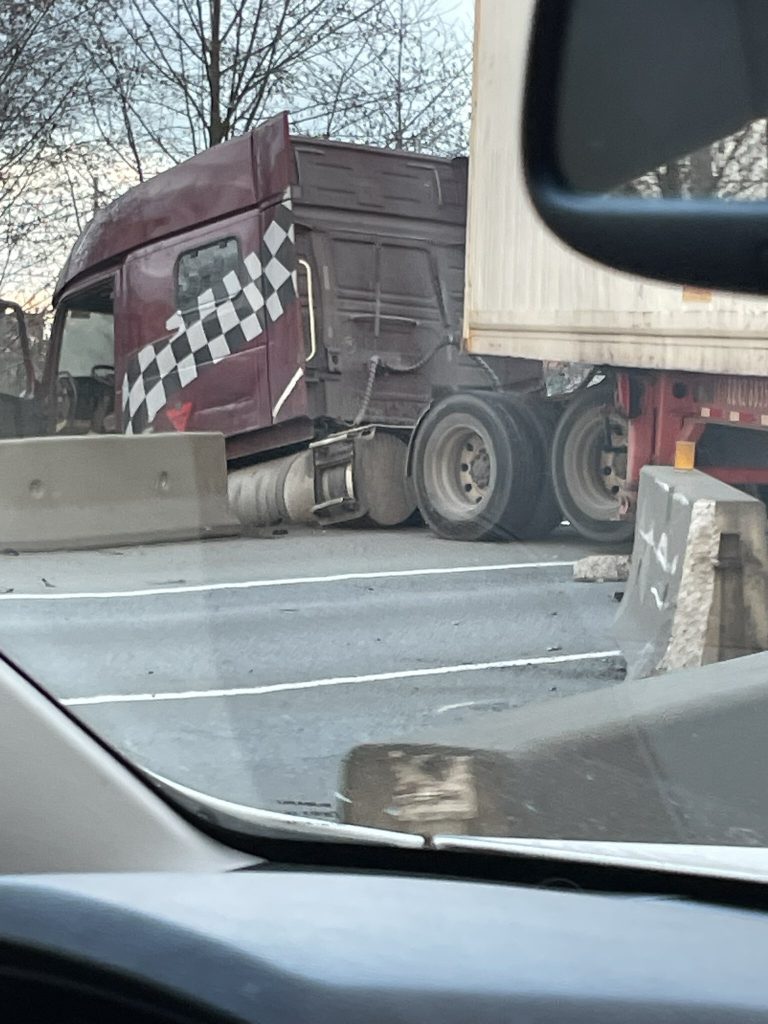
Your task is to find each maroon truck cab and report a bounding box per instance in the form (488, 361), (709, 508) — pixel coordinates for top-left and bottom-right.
(48, 115), (305, 453)
(45, 113), (534, 465)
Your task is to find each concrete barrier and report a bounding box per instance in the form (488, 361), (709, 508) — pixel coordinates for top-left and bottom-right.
(0, 433), (239, 551)
(340, 744), (512, 836)
(614, 467), (768, 678)
(338, 649), (768, 843)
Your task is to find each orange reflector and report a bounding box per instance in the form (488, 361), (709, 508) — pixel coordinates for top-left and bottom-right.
(167, 401), (193, 432)
(675, 441), (696, 470)
(682, 286), (713, 303)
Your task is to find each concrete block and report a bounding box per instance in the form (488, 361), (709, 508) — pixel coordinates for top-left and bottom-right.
(0, 433), (239, 551)
(614, 468), (768, 678)
(340, 744), (509, 836)
(573, 554), (631, 582)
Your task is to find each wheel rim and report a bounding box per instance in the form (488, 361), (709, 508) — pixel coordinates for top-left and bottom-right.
(562, 403), (628, 522)
(422, 414), (498, 522)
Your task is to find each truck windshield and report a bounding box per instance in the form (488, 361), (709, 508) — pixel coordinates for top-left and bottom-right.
(58, 311), (114, 378)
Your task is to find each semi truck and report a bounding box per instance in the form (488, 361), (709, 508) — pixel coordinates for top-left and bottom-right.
(6, 0), (768, 545)
(2, 114), (557, 540)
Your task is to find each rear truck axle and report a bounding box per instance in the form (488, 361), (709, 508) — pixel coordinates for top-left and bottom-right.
(228, 372), (768, 544)
(409, 391), (562, 542)
(407, 371), (768, 547)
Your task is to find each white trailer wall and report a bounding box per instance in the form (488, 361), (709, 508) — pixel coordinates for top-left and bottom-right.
(466, 0), (768, 377)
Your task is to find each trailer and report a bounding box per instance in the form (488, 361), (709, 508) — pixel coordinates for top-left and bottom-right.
(428, 0), (768, 544)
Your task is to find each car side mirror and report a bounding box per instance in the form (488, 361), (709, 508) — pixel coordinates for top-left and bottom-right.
(524, 0), (768, 294)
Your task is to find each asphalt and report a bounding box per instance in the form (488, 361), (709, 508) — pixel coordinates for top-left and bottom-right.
(0, 523), (628, 816)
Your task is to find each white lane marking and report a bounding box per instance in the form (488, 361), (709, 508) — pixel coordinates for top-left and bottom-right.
(62, 650), (620, 707)
(0, 560), (574, 602)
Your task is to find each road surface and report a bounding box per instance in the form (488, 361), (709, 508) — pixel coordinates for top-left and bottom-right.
(0, 523), (627, 816)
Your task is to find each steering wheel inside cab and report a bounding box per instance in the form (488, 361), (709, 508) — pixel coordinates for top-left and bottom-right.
(55, 364), (116, 434)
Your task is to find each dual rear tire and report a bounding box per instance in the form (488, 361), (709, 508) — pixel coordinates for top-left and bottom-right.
(411, 392), (560, 541)
(550, 382), (634, 545)
(412, 386), (633, 544)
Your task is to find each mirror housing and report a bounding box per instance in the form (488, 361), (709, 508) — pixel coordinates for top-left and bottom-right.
(524, 0), (768, 294)
(0, 299), (36, 396)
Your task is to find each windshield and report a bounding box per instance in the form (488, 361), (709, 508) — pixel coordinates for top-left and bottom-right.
(3, 0), (768, 861)
(59, 310), (114, 378)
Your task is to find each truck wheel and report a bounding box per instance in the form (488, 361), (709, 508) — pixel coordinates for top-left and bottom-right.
(412, 393), (537, 541)
(493, 395), (564, 540)
(551, 383), (635, 544)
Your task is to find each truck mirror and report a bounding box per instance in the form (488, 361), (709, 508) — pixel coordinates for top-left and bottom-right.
(0, 300), (36, 398)
(524, 0), (768, 294)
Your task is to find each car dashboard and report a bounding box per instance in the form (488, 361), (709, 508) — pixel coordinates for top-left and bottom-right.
(2, 869), (768, 1023)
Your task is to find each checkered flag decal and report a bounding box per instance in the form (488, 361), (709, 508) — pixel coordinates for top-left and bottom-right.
(122, 196), (297, 435)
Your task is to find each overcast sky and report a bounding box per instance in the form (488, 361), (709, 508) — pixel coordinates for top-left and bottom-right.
(440, 0), (474, 23)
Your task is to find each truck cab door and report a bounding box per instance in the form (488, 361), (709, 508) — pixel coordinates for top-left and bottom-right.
(120, 212), (274, 438)
(0, 300), (45, 437)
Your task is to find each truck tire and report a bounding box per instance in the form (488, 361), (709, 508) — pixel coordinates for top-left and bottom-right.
(551, 382), (635, 545)
(412, 393), (538, 541)
(494, 395), (563, 541)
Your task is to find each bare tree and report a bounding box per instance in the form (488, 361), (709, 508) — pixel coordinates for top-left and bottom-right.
(88, 0), (386, 165)
(1, 0), (473, 308)
(0, 0), (107, 301)
(621, 120), (768, 202)
(298, 0), (471, 155)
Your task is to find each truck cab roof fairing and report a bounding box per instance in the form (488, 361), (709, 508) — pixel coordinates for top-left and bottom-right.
(54, 114), (294, 305)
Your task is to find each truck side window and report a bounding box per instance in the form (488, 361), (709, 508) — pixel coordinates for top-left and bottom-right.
(176, 237), (241, 314)
(57, 277), (116, 381)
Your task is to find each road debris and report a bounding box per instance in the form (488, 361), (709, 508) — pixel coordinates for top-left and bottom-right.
(573, 554), (630, 583)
